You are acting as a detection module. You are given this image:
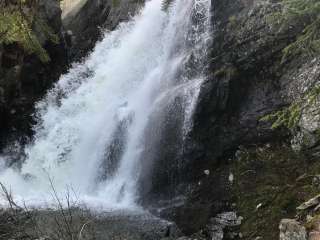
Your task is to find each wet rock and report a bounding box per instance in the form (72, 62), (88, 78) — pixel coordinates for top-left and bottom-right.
(207, 212), (242, 240)
(211, 212), (243, 227)
(159, 202), (212, 235)
(279, 219), (307, 240)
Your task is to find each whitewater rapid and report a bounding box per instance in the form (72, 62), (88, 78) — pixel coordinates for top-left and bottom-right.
(0, 0), (211, 209)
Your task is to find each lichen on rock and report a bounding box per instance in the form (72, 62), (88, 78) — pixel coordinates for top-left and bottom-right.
(279, 219), (307, 240)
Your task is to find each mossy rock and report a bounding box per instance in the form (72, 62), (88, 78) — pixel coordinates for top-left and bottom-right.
(231, 144), (320, 239)
(0, 1), (59, 62)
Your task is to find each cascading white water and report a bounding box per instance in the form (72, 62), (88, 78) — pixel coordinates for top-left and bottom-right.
(0, 0), (211, 209)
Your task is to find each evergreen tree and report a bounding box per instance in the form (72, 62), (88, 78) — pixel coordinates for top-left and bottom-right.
(274, 0), (320, 62)
(0, 0), (59, 62)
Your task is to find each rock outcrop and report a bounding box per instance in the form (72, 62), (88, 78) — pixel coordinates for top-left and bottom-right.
(0, 0), (67, 148)
(279, 219), (307, 240)
(285, 194), (320, 240)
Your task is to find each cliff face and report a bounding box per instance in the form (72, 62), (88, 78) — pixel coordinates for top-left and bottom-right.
(0, 0), (68, 148)
(164, 0), (320, 238)
(148, 0), (320, 238)
(193, 0), (320, 164)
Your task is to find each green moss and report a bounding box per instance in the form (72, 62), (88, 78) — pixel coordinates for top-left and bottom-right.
(232, 145), (320, 239)
(269, 0), (320, 63)
(0, 1), (59, 62)
(260, 103), (302, 129)
(227, 15), (237, 29)
(261, 85), (320, 130)
(307, 85), (320, 104)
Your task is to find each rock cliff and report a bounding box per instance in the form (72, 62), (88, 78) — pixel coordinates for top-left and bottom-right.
(148, 0), (320, 238)
(0, 0), (67, 148)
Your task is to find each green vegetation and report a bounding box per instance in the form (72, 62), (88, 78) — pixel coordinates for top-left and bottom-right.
(227, 15), (237, 29)
(261, 85), (320, 130)
(0, 0), (59, 62)
(260, 103), (302, 130)
(233, 145), (320, 239)
(272, 0), (320, 63)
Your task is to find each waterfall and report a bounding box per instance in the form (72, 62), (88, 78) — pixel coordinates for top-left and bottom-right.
(0, 0), (211, 209)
